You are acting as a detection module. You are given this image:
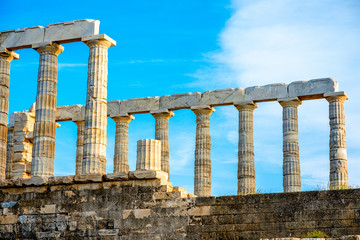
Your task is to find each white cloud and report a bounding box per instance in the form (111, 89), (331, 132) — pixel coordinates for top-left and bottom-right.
(191, 0), (360, 193)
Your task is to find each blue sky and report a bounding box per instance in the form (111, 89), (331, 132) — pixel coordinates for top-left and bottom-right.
(1, 0), (359, 195)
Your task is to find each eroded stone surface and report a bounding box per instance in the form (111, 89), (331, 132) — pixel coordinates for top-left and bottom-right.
(160, 92), (201, 110)
(288, 78), (338, 99)
(201, 88), (245, 106)
(245, 83), (288, 101)
(119, 97), (159, 114)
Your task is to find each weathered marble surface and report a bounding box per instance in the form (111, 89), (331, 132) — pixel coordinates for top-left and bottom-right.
(0, 20), (99, 50)
(245, 83), (288, 101)
(136, 139), (161, 171)
(119, 97), (159, 114)
(160, 92), (201, 110)
(288, 78), (338, 99)
(44, 20), (99, 43)
(201, 88), (245, 106)
(51, 78), (339, 119)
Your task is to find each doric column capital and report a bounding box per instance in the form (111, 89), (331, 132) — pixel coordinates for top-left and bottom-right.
(82, 34), (116, 49)
(0, 48), (19, 61)
(278, 97), (302, 108)
(234, 100), (257, 111)
(32, 42), (64, 56)
(74, 120), (85, 126)
(324, 91), (348, 103)
(191, 105), (215, 116)
(150, 109), (175, 119)
(111, 114), (135, 124)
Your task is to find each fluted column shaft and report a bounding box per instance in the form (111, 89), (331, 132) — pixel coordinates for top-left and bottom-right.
(151, 110), (174, 178)
(279, 98), (302, 192)
(234, 101), (257, 195)
(74, 121), (85, 175)
(5, 126), (14, 179)
(112, 115), (134, 173)
(31, 43), (63, 177)
(191, 105), (215, 197)
(0, 50), (18, 180)
(325, 92), (348, 189)
(82, 36), (114, 175)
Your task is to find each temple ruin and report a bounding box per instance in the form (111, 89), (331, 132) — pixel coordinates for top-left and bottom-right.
(0, 20), (357, 239)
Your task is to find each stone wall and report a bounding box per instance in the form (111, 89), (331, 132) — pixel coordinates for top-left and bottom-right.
(0, 178), (359, 239)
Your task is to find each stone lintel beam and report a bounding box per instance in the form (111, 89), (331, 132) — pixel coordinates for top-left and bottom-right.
(278, 97), (302, 192)
(150, 109), (174, 178)
(112, 114), (135, 173)
(191, 105), (215, 197)
(234, 101), (257, 195)
(324, 91), (348, 189)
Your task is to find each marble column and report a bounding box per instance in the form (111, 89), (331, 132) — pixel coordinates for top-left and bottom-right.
(112, 115), (134, 173)
(5, 125), (14, 179)
(81, 35), (115, 175)
(191, 105), (215, 197)
(31, 43), (63, 177)
(278, 98), (302, 192)
(0, 49), (18, 180)
(234, 101), (257, 195)
(325, 92), (348, 189)
(74, 120), (85, 175)
(136, 139), (161, 171)
(151, 109), (174, 178)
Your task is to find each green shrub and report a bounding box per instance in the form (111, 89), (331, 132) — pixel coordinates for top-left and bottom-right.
(305, 230), (328, 238)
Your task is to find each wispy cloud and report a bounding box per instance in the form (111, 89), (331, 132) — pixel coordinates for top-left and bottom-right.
(58, 63), (87, 70)
(114, 59), (204, 65)
(189, 0), (360, 193)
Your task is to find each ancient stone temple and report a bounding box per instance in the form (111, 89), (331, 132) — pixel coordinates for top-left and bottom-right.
(0, 20), (358, 239)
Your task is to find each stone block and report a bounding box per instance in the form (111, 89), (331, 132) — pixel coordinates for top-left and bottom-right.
(129, 170), (168, 181)
(0, 215), (18, 225)
(188, 206), (211, 216)
(40, 204), (56, 214)
(160, 92), (201, 110)
(74, 173), (103, 183)
(56, 104), (83, 122)
(104, 172), (128, 181)
(288, 78), (338, 99)
(48, 175), (74, 185)
(44, 19), (99, 44)
(98, 229), (119, 236)
(201, 88), (245, 106)
(245, 83), (288, 102)
(0, 26), (44, 50)
(107, 100), (121, 117)
(119, 97), (159, 114)
(23, 176), (48, 186)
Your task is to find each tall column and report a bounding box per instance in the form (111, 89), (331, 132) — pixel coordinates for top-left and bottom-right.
(278, 98), (302, 192)
(112, 115), (134, 173)
(151, 109), (174, 178)
(31, 43), (63, 177)
(0, 49), (18, 180)
(234, 101), (257, 195)
(74, 120), (85, 175)
(325, 92), (348, 189)
(191, 105), (215, 197)
(6, 125), (14, 179)
(82, 35), (116, 175)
